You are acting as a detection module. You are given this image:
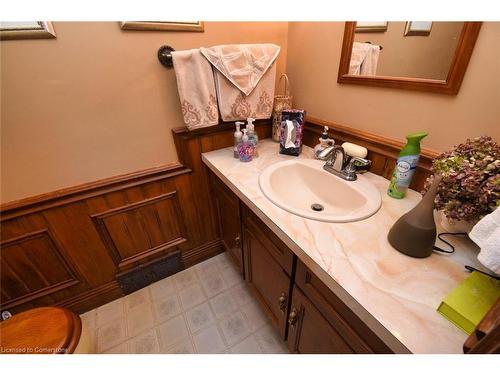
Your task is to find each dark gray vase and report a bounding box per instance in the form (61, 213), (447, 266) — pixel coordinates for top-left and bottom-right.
(388, 174), (442, 258)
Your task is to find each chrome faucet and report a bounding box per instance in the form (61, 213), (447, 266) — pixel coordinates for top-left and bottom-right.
(319, 145), (371, 181)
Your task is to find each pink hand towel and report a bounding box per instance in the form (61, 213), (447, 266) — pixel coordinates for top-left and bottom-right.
(172, 49), (219, 130)
(200, 44), (280, 121)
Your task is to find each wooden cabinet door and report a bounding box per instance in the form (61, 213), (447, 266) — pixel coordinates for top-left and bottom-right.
(212, 175), (243, 274)
(294, 260), (396, 353)
(243, 225), (291, 339)
(287, 285), (355, 354)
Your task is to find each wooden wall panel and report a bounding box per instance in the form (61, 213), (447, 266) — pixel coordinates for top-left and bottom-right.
(0, 126), (231, 314)
(92, 191), (187, 272)
(0, 229), (79, 309)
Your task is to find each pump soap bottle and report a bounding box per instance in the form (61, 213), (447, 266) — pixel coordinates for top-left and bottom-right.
(246, 118), (258, 157)
(237, 129), (254, 162)
(388, 132), (428, 199)
(314, 126), (333, 159)
(233, 121), (245, 158)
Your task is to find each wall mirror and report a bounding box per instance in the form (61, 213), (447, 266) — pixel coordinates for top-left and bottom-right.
(338, 22), (482, 94)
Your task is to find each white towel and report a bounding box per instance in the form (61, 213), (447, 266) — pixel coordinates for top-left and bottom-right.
(360, 44), (380, 76)
(469, 209), (500, 276)
(172, 49), (219, 130)
(349, 42), (380, 76)
(200, 44), (280, 121)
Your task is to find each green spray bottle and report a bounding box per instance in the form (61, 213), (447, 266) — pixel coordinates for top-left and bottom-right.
(388, 132), (428, 199)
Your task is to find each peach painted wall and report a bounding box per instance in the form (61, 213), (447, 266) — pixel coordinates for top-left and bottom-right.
(286, 22), (500, 152)
(0, 22), (289, 203)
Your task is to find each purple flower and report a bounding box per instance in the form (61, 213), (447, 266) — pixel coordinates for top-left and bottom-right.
(423, 136), (500, 222)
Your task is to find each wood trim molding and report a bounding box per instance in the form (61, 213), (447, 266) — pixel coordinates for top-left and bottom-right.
(56, 280), (122, 313)
(0, 162), (191, 220)
(338, 22), (482, 95)
(303, 116), (438, 192)
(305, 116), (440, 169)
(181, 239), (223, 268)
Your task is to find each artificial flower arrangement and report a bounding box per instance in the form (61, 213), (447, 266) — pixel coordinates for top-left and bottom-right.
(424, 135), (499, 223)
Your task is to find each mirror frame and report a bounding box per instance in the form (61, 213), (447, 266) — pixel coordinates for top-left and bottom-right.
(337, 22), (482, 95)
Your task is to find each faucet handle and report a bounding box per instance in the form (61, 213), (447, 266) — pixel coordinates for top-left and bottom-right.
(317, 145), (335, 160)
(345, 157), (371, 173)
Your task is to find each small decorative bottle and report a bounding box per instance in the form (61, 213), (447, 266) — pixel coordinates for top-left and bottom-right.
(314, 126), (334, 159)
(237, 129), (255, 162)
(233, 121), (244, 158)
(246, 118), (258, 158)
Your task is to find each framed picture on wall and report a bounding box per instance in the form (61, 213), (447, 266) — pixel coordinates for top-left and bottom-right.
(120, 21), (204, 32)
(355, 22), (388, 33)
(0, 21), (56, 40)
(404, 21), (433, 36)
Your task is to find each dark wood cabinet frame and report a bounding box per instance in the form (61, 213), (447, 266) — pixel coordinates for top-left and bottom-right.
(337, 22), (482, 95)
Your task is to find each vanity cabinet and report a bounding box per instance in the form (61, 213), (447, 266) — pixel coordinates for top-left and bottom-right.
(209, 171), (400, 353)
(242, 206), (294, 339)
(211, 174), (243, 275)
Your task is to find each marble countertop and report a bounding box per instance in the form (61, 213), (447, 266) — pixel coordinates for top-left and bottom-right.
(202, 139), (481, 353)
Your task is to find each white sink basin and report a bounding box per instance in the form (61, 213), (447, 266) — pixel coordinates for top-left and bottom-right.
(259, 159), (381, 222)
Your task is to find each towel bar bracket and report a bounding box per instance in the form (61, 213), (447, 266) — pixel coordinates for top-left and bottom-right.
(158, 45), (175, 68)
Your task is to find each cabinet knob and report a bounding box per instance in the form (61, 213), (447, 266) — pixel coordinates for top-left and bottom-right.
(288, 308), (298, 327)
(278, 292), (287, 313)
(1, 311), (12, 321)
(235, 236), (241, 245)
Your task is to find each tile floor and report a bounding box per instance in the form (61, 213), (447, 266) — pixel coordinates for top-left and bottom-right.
(80, 252), (289, 354)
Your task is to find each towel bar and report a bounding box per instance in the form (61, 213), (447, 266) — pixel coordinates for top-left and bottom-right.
(158, 45), (175, 68)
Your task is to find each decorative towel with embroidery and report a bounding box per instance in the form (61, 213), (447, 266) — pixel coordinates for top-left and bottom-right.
(172, 49), (219, 130)
(200, 44), (280, 121)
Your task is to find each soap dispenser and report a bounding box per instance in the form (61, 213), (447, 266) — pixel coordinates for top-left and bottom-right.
(233, 121), (245, 158)
(246, 117), (258, 157)
(314, 126), (334, 159)
(237, 128), (254, 162)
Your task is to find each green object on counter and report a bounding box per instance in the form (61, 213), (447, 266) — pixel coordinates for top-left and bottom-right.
(437, 271), (500, 335)
(388, 132), (428, 199)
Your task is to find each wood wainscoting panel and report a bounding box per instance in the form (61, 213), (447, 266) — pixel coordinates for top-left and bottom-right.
(0, 120), (262, 314)
(0, 229), (80, 311)
(91, 191), (187, 272)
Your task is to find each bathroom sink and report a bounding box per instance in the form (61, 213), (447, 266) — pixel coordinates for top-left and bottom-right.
(259, 159), (381, 222)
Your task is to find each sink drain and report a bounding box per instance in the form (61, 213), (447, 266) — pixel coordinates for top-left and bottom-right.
(311, 203), (324, 212)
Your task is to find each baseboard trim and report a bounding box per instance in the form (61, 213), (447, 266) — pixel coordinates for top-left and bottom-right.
(55, 239), (224, 314)
(182, 239), (223, 268)
(56, 280), (123, 314)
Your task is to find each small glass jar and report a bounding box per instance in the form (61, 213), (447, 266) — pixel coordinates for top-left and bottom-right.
(237, 143), (255, 162)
